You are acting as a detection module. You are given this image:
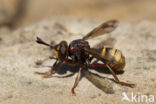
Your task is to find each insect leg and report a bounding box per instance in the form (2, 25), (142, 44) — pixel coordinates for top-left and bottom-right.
(106, 65), (136, 88)
(34, 60), (57, 76)
(71, 64), (84, 96)
(64, 59), (77, 66)
(89, 63), (107, 67)
(42, 61), (65, 78)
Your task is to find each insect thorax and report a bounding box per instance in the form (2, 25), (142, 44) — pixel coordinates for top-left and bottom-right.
(68, 39), (90, 63)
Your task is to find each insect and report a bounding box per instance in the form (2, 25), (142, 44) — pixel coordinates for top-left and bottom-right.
(35, 20), (136, 95)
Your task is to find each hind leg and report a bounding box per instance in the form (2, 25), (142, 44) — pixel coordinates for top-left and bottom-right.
(106, 65), (136, 88)
(88, 63), (135, 88)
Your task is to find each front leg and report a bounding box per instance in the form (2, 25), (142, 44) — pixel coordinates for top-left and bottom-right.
(42, 61), (65, 78)
(34, 60), (57, 78)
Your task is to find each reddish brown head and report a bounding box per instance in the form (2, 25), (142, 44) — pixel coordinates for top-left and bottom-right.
(36, 37), (68, 61)
(52, 41), (68, 61)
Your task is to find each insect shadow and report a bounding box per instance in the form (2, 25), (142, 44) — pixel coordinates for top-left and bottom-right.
(37, 62), (124, 78)
(36, 62), (123, 94)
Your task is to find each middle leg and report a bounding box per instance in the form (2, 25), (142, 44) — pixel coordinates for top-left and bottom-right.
(71, 64), (84, 96)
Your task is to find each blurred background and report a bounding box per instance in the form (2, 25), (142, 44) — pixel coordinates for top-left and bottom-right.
(0, 0), (156, 29)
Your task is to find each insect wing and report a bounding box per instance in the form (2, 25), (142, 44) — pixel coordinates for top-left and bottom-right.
(93, 37), (116, 49)
(84, 47), (118, 65)
(82, 20), (118, 40)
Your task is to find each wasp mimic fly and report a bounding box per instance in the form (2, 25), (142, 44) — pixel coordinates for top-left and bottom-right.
(35, 20), (136, 95)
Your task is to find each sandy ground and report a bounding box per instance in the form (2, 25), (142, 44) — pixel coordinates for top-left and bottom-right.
(0, 18), (156, 104)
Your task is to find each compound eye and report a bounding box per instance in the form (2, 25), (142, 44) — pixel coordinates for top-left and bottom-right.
(61, 45), (66, 54)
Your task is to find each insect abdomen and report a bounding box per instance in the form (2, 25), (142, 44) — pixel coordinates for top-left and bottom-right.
(100, 47), (126, 71)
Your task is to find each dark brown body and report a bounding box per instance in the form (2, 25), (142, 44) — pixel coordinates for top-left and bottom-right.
(68, 39), (90, 63)
(68, 39), (125, 71)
